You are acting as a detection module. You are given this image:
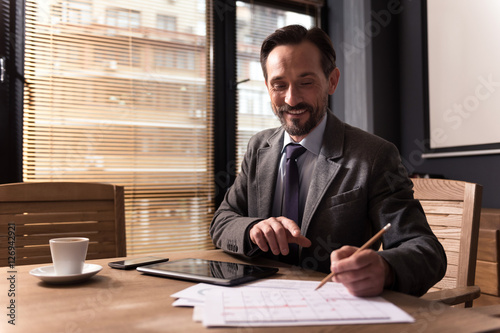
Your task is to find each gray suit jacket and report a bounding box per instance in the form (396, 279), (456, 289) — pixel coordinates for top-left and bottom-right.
(210, 110), (446, 296)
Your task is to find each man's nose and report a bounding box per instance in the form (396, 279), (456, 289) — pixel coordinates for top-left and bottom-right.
(284, 84), (302, 107)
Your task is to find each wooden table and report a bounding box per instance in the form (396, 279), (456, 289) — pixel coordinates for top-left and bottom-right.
(2, 249), (500, 332)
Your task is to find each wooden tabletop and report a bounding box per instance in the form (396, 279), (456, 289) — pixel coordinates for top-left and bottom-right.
(2, 249), (500, 332)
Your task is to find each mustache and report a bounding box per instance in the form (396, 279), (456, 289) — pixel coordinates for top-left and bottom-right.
(276, 102), (314, 114)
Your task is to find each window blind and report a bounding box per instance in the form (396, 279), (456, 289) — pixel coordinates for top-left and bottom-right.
(23, 0), (214, 254)
(235, 1), (316, 170)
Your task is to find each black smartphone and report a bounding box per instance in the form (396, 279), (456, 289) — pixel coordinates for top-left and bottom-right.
(108, 256), (169, 270)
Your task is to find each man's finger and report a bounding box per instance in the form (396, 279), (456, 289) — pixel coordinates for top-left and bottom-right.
(271, 222), (291, 255)
(251, 222), (280, 254)
(277, 216), (301, 236)
(250, 228), (269, 252)
(250, 217), (309, 255)
(289, 235), (312, 248)
(262, 223), (283, 255)
(330, 245), (359, 275)
(331, 245), (357, 262)
(277, 216), (311, 248)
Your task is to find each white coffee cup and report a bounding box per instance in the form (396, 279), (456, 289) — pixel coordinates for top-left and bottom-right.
(50, 237), (89, 275)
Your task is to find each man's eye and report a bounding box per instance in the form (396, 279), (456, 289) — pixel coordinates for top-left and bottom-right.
(273, 84), (286, 90)
(301, 81), (313, 86)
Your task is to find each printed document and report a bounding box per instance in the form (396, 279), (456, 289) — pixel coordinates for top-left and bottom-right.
(171, 279), (414, 327)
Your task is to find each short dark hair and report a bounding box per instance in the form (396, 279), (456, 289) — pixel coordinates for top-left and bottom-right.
(260, 24), (337, 81)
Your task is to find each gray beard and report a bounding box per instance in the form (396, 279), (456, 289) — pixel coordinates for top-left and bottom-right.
(276, 102), (327, 137)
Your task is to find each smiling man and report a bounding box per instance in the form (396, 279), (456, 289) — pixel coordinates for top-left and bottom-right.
(210, 25), (446, 297)
(265, 41), (337, 142)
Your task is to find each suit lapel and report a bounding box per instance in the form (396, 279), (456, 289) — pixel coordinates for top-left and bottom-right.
(256, 128), (284, 217)
(301, 157), (340, 232)
(301, 111), (345, 233)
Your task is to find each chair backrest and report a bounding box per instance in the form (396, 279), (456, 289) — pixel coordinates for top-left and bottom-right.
(412, 178), (482, 292)
(0, 182), (126, 266)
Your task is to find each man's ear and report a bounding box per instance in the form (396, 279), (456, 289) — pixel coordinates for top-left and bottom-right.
(328, 67), (341, 95)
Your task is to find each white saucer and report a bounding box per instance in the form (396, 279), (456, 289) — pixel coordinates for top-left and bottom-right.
(30, 264), (102, 284)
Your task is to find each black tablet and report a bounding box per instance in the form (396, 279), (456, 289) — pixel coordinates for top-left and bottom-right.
(136, 258), (279, 286)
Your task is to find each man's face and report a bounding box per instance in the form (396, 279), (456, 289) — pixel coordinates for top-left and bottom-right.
(265, 41), (340, 141)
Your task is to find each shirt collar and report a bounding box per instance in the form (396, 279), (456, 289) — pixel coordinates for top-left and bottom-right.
(282, 113), (327, 155)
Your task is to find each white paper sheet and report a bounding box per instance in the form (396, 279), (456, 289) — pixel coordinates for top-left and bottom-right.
(172, 298), (204, 307)
(170, 279), (414, 327)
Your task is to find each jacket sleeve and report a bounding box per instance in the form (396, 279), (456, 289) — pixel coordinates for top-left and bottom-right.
(370, 142), (447, 296)
(209, 140), (262, 256)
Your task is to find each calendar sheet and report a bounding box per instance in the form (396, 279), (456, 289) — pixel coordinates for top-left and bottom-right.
(201, 280), (414, 327)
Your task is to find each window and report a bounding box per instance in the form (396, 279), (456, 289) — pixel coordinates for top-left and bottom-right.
(154, 49), (175, 69)
(23, 0), (214, 254)
(157, 14), (177, 31)
(235, 2), (315, 169)
(106, 8), (141, 29)
(60, 0), (92, 25)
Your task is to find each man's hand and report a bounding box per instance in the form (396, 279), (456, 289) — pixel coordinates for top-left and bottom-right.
(330, 246), (393, 297)
(249, 216), (312, 255)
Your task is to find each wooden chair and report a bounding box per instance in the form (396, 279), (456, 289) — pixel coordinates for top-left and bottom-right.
(413, 178), (483, 307)
(0, 182), (126, 266)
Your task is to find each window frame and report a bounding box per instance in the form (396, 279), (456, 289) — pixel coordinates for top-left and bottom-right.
(212, 0), (322, 207)
(0, 0), (24, 184)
